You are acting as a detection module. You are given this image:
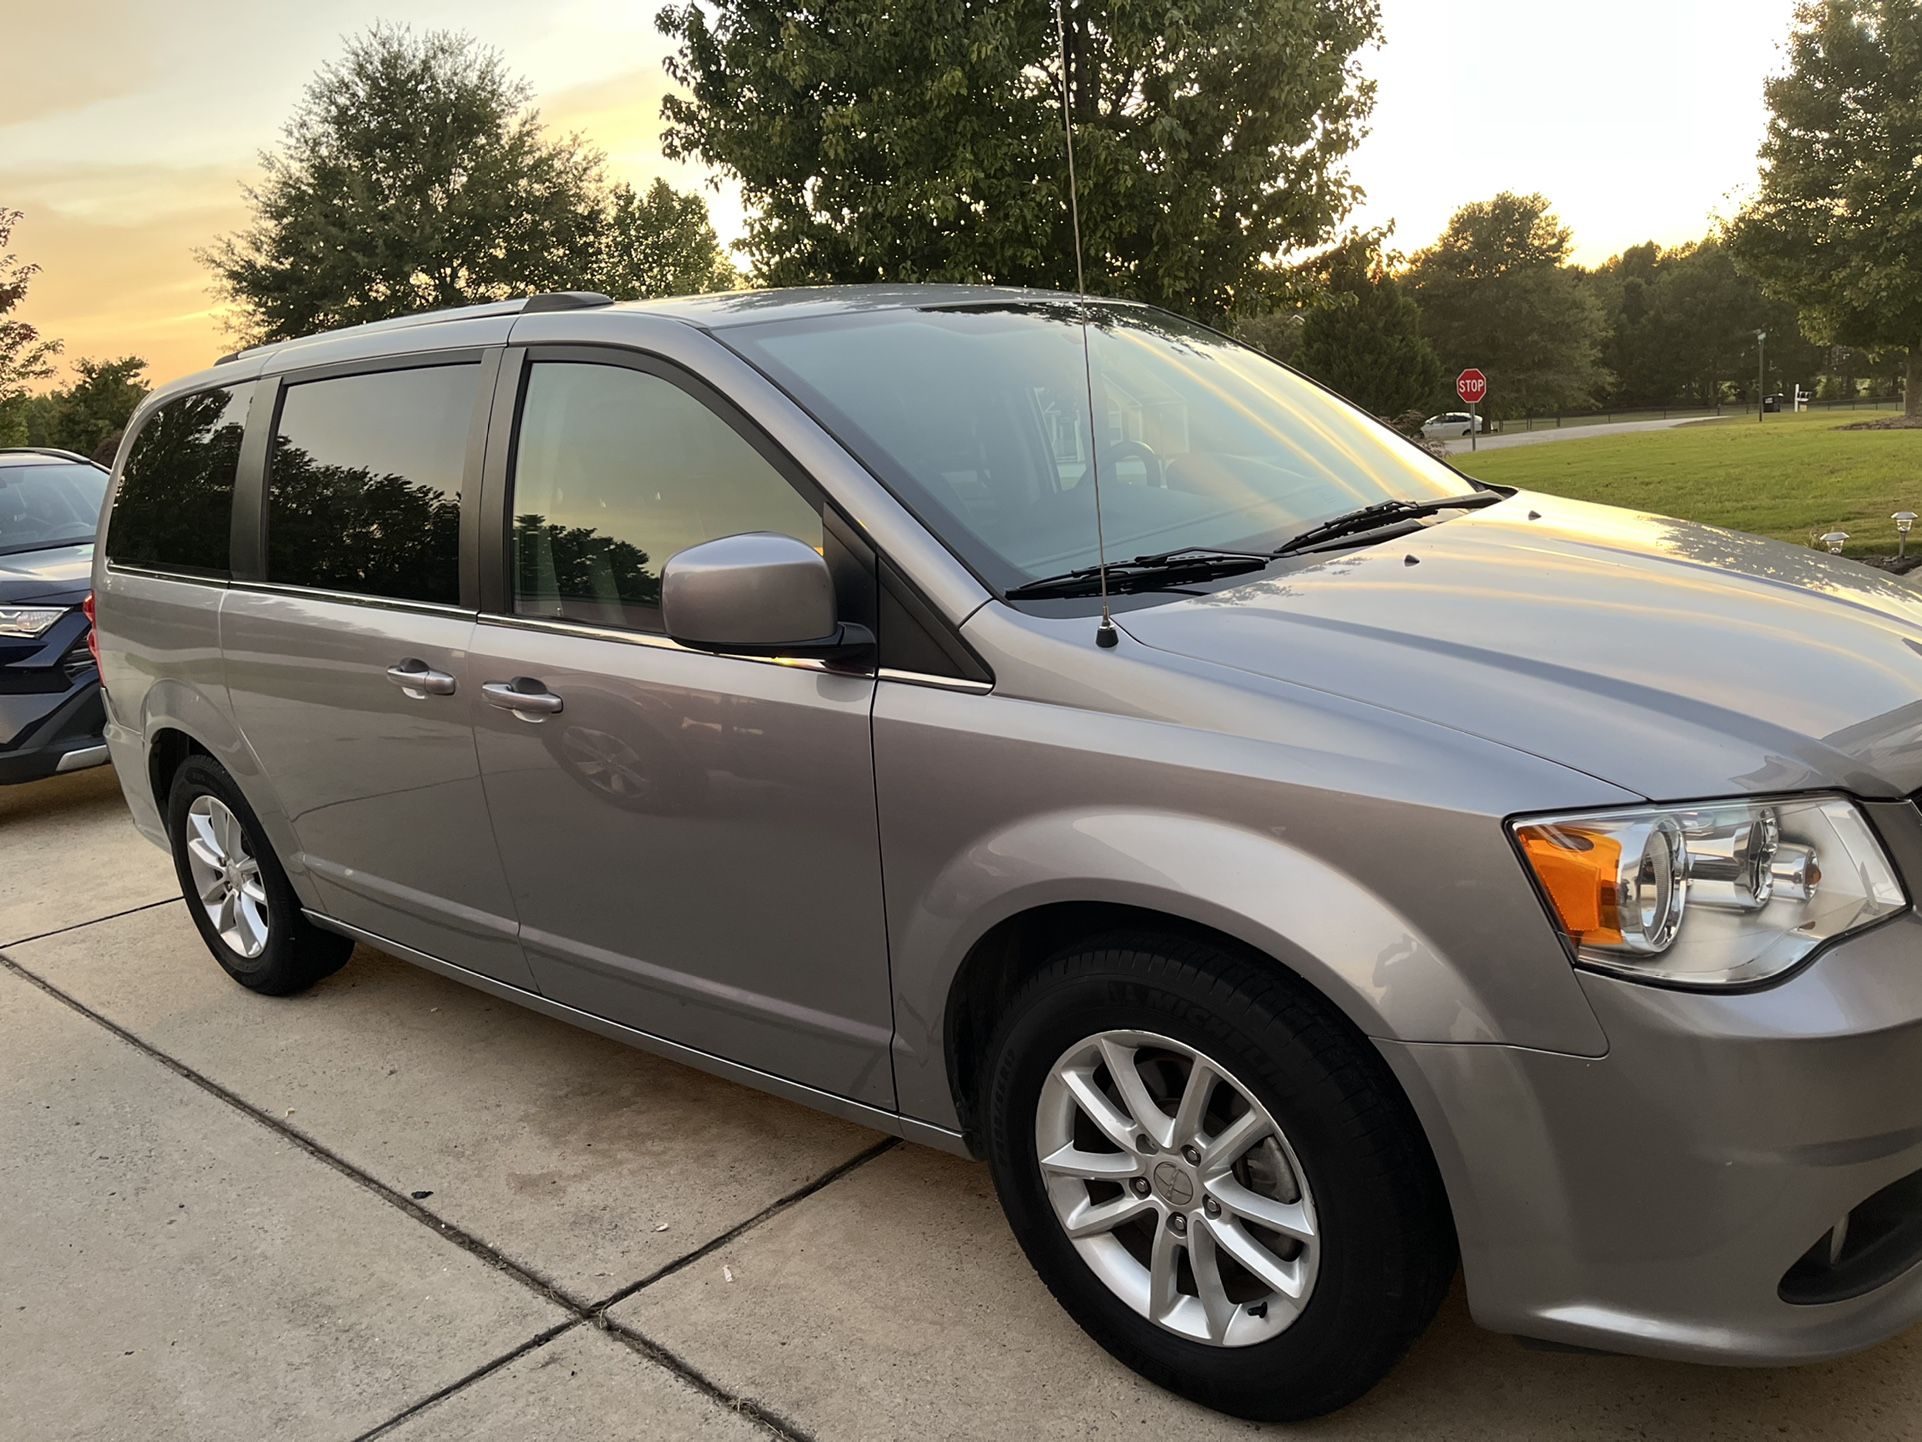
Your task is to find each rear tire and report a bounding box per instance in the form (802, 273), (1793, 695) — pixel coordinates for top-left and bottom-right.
(982, 932), (1454, 1421)
(166, 756), (351, 995)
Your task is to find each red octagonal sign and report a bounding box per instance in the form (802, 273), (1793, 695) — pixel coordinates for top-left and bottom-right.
(1456, 368), (1488, 404)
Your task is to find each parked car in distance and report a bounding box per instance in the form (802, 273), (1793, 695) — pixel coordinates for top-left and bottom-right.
(94, 287), (1922, 1421)
(1421, 410), (1484, 438)
(0, 447), (109, 784)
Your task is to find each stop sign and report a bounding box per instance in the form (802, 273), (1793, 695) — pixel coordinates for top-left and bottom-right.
(1456, 368), (1488, 405)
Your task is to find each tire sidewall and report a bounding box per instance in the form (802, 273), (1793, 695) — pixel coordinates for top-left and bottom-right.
(166, 757), (296, 985)
(984, 952), (1443, 1417)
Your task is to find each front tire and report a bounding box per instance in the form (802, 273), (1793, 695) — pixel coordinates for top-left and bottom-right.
(166, 755), (352, 995)
(982, 932), (1454, 1421)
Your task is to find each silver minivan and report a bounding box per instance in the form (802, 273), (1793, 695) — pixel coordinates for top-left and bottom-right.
(93, 287), (1922, 1419)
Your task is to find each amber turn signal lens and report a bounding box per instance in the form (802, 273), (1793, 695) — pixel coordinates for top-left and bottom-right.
(1516, 824), (1625, 947)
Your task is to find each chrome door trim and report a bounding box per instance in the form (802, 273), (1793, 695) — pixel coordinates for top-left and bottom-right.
(476, 610), (857, 676)
(877, 667), (994, 695)
(301, 908), (970, 1156)
(101, 562), (230, 588)
(229, 580), (478, 619)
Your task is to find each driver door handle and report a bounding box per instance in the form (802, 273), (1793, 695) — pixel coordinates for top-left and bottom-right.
(386, 659), (457, 697)
(482, 679), (565, 716)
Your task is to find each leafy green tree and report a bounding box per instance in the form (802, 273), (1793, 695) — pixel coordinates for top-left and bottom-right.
(1406, 193), (1610, 419)
(1728, 0), (1922, 421)
(593, 180), (736, 299)
(1294, 241), (1441, 417)
(41, 357), (149, 459)
(1, 207), (61, 413)
(657, 0), (1380, 320)
(204, 26), (735, 343)
(1591, 242), (1676, 408)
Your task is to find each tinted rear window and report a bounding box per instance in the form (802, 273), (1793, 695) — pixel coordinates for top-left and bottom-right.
(265, 364), (475, 606)
(106, 384), (252, 574)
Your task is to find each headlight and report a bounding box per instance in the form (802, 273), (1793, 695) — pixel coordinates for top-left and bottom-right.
(1513, 796), (1906, 987)
(0, 606), (67, 638)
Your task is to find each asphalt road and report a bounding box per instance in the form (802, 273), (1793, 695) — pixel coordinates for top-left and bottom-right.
(4, 766), (1919, 1439)
(1445, 413), (1732, 454)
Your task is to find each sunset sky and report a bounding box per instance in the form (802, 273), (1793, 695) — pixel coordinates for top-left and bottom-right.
(4, 0), (1799, 389)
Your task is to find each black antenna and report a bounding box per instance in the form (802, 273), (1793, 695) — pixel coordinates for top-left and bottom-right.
(1054, 0), (1118, 649)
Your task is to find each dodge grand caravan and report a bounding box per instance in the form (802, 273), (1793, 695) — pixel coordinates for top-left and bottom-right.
(93, 288), (1922, 1419)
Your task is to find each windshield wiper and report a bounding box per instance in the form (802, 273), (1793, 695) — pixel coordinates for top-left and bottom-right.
(1005, 548), (1273, 600)
(1271, 491), (1504, 558)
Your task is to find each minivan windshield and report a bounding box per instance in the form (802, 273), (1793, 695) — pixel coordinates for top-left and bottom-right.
(727, 303), (1480, 593)
(0, 462), (108, 557)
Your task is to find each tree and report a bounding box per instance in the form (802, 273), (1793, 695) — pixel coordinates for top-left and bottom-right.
(204, 26), (735, 343)
(1, 207), (61, 410)
(593, 180), (736, 299)
(657, 0), (1380, 321)
(1294, 242), (1442, 417)
(1592, 242), (1677, 408)
(48, 357), (149, 459)
(1406, 193), (1610, 419)
(1728, 0), (1922, 421)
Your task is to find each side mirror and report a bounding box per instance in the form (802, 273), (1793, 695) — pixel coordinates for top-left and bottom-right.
(661, 532), (873, 661)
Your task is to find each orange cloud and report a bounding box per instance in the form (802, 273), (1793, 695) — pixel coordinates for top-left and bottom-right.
(7, 165), (249, 387)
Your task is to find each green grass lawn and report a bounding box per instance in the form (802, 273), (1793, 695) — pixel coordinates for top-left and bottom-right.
(1459, 411), (1922, 561)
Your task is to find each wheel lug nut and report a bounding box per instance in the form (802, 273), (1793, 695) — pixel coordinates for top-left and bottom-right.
(1204, 1197), (1220, 1218)
(1182, 1145), (1201, 1165)
(1131, 1177), (1150, 1196)
(1169, 1213), (1187, 1235)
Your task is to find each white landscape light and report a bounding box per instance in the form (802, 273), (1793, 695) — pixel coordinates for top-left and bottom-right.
(1820, 530), (1849, 554)
(1895, 511), (1916, 559)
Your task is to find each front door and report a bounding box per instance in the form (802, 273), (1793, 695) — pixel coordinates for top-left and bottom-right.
(223, 356), (535, 990)
(470, 351), (894, 1104)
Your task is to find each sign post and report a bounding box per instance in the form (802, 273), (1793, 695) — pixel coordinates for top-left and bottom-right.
(1456, 369), (1488, 451)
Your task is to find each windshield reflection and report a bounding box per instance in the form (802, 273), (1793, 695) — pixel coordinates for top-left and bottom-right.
(727, 302), (1474, 593)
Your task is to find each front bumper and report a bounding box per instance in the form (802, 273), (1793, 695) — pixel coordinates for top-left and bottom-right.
(1386, 814), (1922, 1363)
(0, 675), (107, 785)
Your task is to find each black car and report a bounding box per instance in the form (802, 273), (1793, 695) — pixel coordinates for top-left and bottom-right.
(0, 447), (109, 784)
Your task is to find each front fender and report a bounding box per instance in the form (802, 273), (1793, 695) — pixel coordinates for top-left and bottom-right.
(875, 676), (1624, 1133)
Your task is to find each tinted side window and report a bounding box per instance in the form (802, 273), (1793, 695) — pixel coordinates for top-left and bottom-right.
(107, 383), (252, 575)
(509, 361), (822, 632)
(266, 364), (474, 605)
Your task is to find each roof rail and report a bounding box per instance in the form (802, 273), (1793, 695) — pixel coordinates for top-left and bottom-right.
(0, 446), (93, 465)
(210, 292), (617, 367)
(522, 291), (615, 314)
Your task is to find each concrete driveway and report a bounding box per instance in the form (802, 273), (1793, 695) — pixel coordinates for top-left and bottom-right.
(4, 768), (1920, 1439)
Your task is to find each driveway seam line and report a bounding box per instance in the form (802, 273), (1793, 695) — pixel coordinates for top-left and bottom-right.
(0, 947), (586, 1316)
(595, 1320), (820, 1442)
(348, 1317), (583, 1442)
(0, 946), (903, 1442)
(584, 1135), (899, 1314)
(1, 896), (177, 950)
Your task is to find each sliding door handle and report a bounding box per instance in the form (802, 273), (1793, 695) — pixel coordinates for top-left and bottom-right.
(386, 659), (457, 697)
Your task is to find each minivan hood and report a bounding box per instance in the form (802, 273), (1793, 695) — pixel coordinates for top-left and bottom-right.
(1118, 493), (1922, 800)
(0, 542), (93, 605)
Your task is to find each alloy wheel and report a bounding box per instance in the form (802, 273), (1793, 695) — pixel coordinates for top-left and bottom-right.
(1035, 1029), (1319, 1347)
(183, 795), (270, 959)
